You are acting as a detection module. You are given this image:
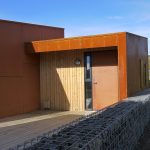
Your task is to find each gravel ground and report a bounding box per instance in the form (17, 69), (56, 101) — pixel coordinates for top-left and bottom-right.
(135, 121), (150, 150)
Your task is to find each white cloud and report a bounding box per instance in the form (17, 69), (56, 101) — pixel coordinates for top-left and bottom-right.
(107, 16), (123, 20)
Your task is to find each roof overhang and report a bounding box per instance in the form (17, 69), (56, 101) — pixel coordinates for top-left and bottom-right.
(26, 32), (127, 53)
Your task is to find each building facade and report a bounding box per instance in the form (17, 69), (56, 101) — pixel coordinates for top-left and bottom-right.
(0, 20), (148, 118)
(0, 20), (64, 118)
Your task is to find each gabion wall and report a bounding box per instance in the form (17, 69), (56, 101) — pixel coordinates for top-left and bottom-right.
(9, 90), (150, 150)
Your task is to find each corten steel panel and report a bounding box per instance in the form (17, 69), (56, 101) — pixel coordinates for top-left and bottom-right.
(0, 77), (22, 117)
(0, 23), (22, 76)
(27, 33), (119, 53)
(21, 63), (41, 113)
(92, 50), (118, 110)
(0, 20), (64, 118)
(126, 33), (148, 96)
(117, 33), (127, 100)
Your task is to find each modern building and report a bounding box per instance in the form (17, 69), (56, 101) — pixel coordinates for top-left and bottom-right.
(0, 20), (148, 118)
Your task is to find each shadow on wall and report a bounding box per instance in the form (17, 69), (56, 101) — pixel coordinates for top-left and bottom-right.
(40, 50), (85, 111)
(41, 58), (70, 110)
(40, 48), (118, 111)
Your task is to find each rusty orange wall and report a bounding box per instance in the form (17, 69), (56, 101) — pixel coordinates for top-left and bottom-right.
(0, 20), (64, 118)
(117, 33), (128, 100)
(126, 33), (148, 96)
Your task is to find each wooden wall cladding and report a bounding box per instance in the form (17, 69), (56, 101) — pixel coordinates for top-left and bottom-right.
(40, 50), (85, 111)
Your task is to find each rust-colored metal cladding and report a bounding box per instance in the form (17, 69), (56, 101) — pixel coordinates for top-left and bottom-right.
(27, 33), (121, 53)
(0, 20), (64, 118)
(126, 33), (148, 96)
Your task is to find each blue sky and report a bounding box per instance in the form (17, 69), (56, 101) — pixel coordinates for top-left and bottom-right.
(0, 0), (150, 51)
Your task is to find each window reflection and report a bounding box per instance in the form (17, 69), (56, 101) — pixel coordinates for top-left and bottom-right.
(85, 56), (91, 80)
(85, 82), (92, 98)
(85, 53), (92, 110)
(85, 82), (92, 109)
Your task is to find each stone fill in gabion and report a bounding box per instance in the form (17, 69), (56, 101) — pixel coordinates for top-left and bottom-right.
(9, 89), (150, 150)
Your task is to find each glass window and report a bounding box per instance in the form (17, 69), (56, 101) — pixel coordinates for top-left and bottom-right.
(86, 56), (91, 79)
(85, 82), (92, 99)
(84, 53), (92, 110)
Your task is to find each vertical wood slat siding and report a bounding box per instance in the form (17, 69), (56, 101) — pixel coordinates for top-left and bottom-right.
(40, 50), (85, 111)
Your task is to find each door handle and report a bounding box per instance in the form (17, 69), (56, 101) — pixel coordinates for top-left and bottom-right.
(93, 82), (97, 84)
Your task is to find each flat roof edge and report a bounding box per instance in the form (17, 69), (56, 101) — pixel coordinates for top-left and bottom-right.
(126, 32), (148, 39)
(32, 32), (126, 43)
(0, 19), (64, 30)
